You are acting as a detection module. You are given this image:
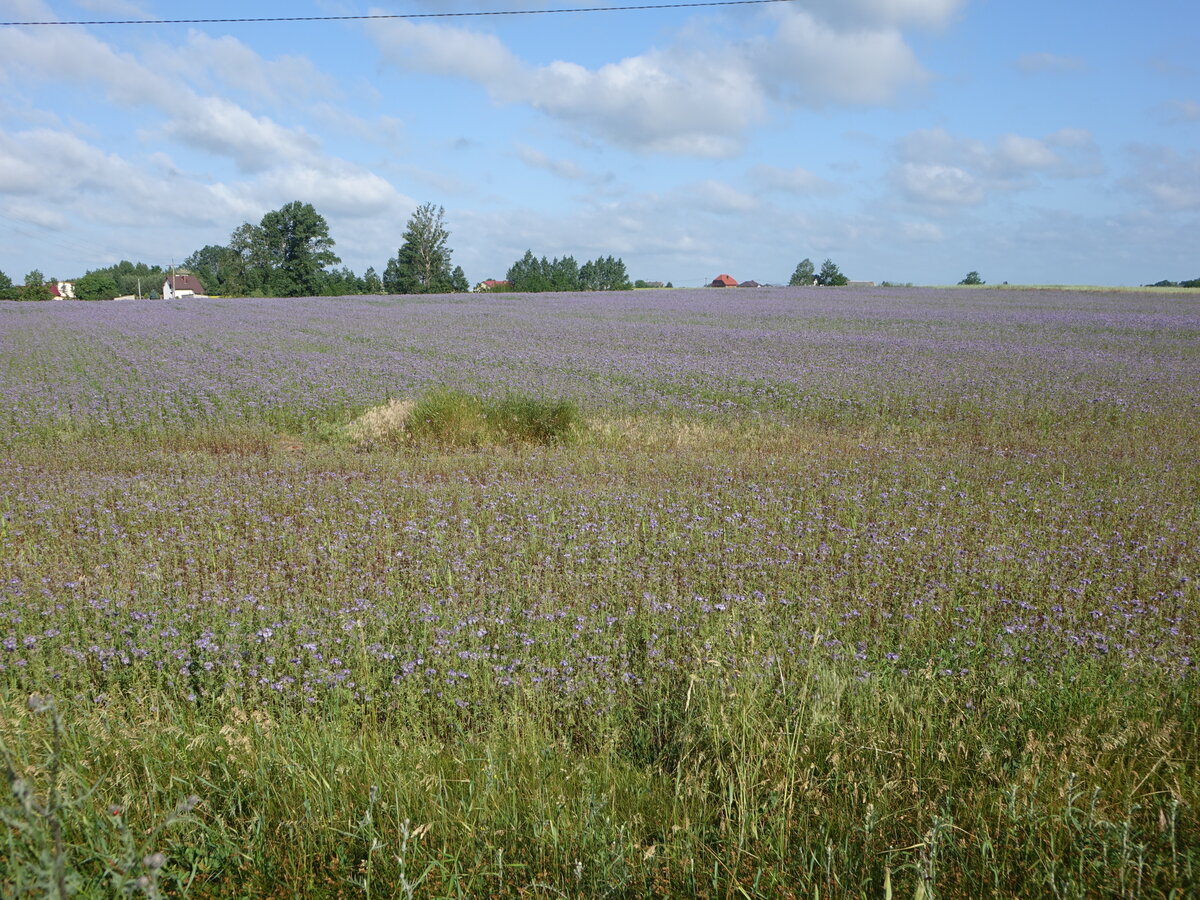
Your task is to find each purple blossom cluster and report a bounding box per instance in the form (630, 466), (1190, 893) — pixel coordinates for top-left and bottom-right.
(2, 438), (1195, 710)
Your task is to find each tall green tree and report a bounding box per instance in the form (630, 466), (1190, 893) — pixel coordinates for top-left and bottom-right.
(183, 245), (230, 295)
(320, 266), (365, 297)
(583, 255), (631, 291)
(383, 203), (456, 294)
(508, 251), (630, 292)
(816, 258), (849, 286)
(19, 270), (52, 301)
(505, 250), (551, 292)
(258, 201), (340, 297)
(549, 255), (580, 291)
(102, 260), (163, 298)
(223, 222), (268, 297)
(789, 258), (816, 286)
(959, 271), (985, 285)
(0, 269), (15, 300)
(74, 270), (120, 301)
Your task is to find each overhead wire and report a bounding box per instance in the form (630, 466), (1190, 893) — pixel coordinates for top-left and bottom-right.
(2, 0), (799, 27)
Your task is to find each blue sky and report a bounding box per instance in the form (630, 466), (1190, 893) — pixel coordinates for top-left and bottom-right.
(0, 0), (1196, 287)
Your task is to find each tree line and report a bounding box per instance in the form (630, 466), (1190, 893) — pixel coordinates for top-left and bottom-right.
(184, 200), (473, 298)
(1146, 277), (1200, 288)
(788, 258), (849, 286)
(0, 202), (469, 301)
(501, 251), (631, 292)
(0, 201), (642, 301)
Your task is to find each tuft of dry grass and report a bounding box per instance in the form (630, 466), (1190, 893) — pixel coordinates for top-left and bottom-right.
(344, 398), (416, 446)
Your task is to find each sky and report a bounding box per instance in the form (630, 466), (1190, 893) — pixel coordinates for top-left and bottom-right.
(0, 0), (1196, 288)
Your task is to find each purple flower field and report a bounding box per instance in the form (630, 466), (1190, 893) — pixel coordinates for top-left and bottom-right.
(1, 286), (1198, 897)
(1, 287), (1196, 708)
(2, 287), (1198, 438)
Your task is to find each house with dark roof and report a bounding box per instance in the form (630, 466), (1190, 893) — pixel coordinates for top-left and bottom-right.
(162, 274), (206, 299)
(739, 280), (761, 288)
(710, 274), (737, 287)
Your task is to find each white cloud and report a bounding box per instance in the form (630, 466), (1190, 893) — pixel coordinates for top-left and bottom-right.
(369, 4), (935, 156)
(371, 18), (760, 157)
(0, 22), (339, 172)
(751, 9), (930, 107)
(995, 134), (1059, 172)
(370, 19), (522, 85)
(681, 179), (759, 214)
(0, 125), (244, 232)
(158, 96), (319, 172)
(1124, 145), (1200, 210)
(0, 20), (178, 107)
(515, 144), (587, 181)
(1164, 99), (1200, 124)
(1015, 52), (1087, 74)
(748, 164), (837, 195)
(892, 127), (1103, 207)
(173, 32), (339, 105)
(308, 104), (404, 148)
(894, 162), (984, 205)
(900, 221), (945, 242)
(526, 50), (761, 157)
(251, 164), (409, 217)
(0, 0), (57, 22)
(0, 147), (42, 193)
(793, 0), (964, 28)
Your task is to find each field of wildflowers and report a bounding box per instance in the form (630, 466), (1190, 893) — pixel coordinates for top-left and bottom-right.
(2, 286), (1198, 898)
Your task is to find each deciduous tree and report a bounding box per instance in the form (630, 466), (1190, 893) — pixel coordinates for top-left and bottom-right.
(19, 270), (52, 301)
(259, 201), (340, 297)
(183, 245), (230, 295)
(384, 203), (456, 294)
(506, 250), (551, 292)
(789, 258), (816, 286)
(816, 259), (848, 286)
(223, 222), (269, 297)
(74, 270), (120, 301)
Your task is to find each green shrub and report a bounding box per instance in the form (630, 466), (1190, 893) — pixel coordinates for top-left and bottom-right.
(405, 389), (490, 447)
(487, 395), (581, 445)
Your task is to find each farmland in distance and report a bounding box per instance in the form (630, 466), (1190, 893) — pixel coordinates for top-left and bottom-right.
(2, 286), (1198, 898)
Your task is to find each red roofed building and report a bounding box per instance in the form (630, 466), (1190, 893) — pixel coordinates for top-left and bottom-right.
(710, 274), (737, 287)
(163, 274), (206, 299)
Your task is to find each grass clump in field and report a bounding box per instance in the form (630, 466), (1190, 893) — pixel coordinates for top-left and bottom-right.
(485, 394), (582, 445)
(345, 389), (581, 448)
(344, 397), (418, 447)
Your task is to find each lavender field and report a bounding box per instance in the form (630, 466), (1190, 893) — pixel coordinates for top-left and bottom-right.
(2, 286), (1198, 898)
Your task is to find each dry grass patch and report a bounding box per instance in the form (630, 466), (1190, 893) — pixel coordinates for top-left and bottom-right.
(345, 398), (416, 447)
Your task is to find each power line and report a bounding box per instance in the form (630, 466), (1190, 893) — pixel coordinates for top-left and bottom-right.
(1, 0), (798, 27)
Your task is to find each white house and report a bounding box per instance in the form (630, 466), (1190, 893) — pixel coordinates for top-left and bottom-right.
(162, 274), (206, 299)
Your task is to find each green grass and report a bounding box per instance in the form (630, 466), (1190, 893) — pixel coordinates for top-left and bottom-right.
(1, 288), (1198, 898)
(342, 389), (582, 448)
(4, 653), (1195, 898)
(2, 410), (1197, 898)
